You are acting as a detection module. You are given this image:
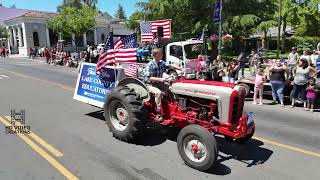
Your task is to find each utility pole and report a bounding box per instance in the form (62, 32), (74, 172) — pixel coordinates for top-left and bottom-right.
(218, 0), (223, 56)
(277, 0), (282, 59)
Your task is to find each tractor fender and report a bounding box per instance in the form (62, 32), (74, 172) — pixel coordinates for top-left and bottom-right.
(117, 78), (150, 102)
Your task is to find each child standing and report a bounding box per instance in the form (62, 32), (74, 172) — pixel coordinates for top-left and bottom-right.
(306, 77), (320, 112)
(253, 68), (266, 105)
(227, 60), (239, 83)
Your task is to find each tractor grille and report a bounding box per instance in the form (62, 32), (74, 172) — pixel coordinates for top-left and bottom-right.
(231, 93), (245, 124)
(231, 96), (239, 123)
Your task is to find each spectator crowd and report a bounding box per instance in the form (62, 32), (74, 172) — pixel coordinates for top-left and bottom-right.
(205, 47), (320, 112)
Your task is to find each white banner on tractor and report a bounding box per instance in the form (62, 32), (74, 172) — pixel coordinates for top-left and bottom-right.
(73, 63), (125, 108)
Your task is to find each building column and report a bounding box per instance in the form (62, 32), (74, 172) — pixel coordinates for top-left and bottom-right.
(45, 27), (50, 47)
(12, 27), (17, 48)
(6, 27), (13, 53)
(21, 23), (27, 48)
(93, 28), (97, 45)
(17, 25), (22, 47)
(72, 34), (76, 47)
(83, 32), (87, 47)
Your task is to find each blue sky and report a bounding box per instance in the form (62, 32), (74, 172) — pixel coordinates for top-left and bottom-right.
(1, 0), (147, 17)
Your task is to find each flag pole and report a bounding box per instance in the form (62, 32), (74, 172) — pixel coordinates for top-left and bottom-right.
(110, 28), (118, 87)
(218, 0), (223, 56)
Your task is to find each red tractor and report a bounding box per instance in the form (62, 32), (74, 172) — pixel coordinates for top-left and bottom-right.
(104, 73), (255, 171)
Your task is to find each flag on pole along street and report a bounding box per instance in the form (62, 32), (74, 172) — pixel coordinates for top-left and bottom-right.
(212, 1), (221, 22)
(140, 19), (171, 42)
(96, 32), (114, 74)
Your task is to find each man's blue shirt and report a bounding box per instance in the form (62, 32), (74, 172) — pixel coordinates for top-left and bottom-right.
(144, 60), (169, 81)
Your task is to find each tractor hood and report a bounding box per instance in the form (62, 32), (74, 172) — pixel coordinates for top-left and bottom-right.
(171, 79), (236, 100)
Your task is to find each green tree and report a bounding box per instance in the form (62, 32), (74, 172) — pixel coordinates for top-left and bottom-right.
(49, 4), (98, 49)
(295, 0), (320, 37)
(131, 0), (276, 54)
(0, 27), (9, 39)
(57, 0), (98, 11)
(115, 4), (127, 20)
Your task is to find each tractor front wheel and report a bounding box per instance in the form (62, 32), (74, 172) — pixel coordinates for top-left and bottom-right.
(177, 125), (218, 171)
(104, 86), (146, 142)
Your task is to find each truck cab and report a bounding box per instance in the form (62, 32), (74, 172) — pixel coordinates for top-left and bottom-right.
(163, 39), (206, 75)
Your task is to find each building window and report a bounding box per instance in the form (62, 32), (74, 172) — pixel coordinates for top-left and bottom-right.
(101, 34), (105, 42)
(33, 32), (39, 47)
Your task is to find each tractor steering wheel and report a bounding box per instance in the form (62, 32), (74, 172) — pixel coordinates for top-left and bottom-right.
(163, 74), (177, 85)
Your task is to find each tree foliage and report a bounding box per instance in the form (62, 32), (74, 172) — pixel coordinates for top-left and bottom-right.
(115, 4), (127, 20)
(128, 0), (320, 53)
(49, 4), (98, 40)
(128, 0), (276, 38)
(0, 27), (9, 39)
(57, 0), (98, 12)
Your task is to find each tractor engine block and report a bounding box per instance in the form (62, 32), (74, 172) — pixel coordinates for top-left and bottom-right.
(176, 95), (218, 121)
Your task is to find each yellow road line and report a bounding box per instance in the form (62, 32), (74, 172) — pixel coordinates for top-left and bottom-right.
(0, 116), (78, 180)
(2, 69), (74, 91)
(253, 136), (320, 158)
(5, 116), (63, 157)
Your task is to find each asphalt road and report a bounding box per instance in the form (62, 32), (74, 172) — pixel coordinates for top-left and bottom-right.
(0, 57), (319, 180)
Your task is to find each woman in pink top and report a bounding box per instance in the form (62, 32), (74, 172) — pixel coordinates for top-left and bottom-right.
(253, 68), (266, 105)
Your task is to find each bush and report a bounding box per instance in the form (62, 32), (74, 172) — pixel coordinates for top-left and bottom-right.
(285, 36), (320, 53)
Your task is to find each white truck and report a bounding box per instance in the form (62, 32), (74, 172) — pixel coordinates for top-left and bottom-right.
(157, 39), (207, 77)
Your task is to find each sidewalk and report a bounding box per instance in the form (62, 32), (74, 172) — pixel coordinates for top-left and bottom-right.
(8, 54), (47, 63)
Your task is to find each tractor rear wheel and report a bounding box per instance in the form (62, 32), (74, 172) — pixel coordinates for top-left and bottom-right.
(104, 86), (146, 142)
(177, 125), (218, 171)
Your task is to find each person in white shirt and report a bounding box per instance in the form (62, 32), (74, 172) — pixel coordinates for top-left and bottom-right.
(300, 50), (311, 64)
(288, 47), (299, 79)
(310, 50), (318, 67)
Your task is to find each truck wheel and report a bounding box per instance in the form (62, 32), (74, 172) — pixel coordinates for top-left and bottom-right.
(225, 124), (255, 144)
(177, 125), (218, 171)
(104, 86), (146, 142)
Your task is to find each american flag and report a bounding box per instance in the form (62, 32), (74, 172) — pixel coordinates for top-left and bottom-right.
(115, 33), (137, 64)
(140, 19), (171, 42)
(114, 38), (125, 49)
(123, 63), (140, 77)
(96, 32), (114, 74)
(116, 34), (139, 77)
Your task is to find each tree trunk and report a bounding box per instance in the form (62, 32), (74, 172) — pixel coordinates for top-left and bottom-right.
(281, 15), (287, 53)
(261, 30), (267, 49)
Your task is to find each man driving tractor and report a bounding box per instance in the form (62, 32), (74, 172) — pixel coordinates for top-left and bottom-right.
(144, 48), (187, 122)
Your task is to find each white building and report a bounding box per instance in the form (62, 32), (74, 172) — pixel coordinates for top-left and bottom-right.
(0, 6), (132, 56)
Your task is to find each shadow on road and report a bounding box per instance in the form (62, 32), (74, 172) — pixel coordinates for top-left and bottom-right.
(216, 136), (273, 167)
(85, 110), (105, 121)
(85, 110), (273, 175)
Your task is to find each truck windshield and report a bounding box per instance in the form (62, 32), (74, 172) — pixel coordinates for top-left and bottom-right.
(184, 43), (204, 59)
